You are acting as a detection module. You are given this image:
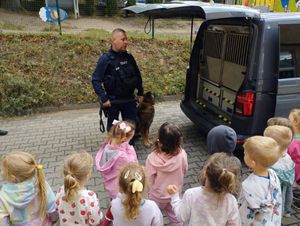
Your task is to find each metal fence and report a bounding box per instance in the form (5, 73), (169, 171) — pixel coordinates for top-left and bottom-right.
(0, 0), (168, 17)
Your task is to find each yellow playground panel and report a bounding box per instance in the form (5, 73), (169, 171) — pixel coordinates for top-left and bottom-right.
(241, 0), (297, 12)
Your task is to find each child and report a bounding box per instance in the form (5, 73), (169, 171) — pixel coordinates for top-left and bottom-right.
(0, 151), (58, 225)
(238, 136), (282, 225)
(207, 125), (237, 154)
(167, 152), (241, 225)
(145, 122), (188, 226)
(96, 120), (138, 199)
(267, 116), (294, 136)
(288, 109), (300, 186)
(111, 163), (164, 226)
(205, 125), (242, 197)
(56, 151), (103, 225)
(264, 125), (294, 217)
(95, 120), (138, 225)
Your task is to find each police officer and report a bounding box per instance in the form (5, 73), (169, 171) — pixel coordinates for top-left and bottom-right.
(92, 28), (144, 136)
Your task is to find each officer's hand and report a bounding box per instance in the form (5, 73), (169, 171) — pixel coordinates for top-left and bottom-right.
(137, 96), (144, 103)
(102, 100), (111, 108)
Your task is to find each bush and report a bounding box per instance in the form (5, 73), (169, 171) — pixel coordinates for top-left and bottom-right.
(146, 0), (163, 3)
(0, 71), (49, 116)
(20, 0), (44, 11)
(106, 0), (118, 16)
(127, 0), (136, 6)
(85, 0), (95, 15)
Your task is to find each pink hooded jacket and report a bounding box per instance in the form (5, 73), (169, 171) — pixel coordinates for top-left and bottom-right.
(288, 137), (300, 182)
(95, 142), (138, 199)
(145, 149), (188, 204)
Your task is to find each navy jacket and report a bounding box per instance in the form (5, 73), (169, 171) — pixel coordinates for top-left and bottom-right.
(92, 49), (143, 103)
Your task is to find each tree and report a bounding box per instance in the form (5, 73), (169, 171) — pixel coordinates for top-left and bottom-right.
(0, 0), (21, 10)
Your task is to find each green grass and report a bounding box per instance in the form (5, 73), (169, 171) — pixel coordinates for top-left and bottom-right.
(41, 24), (79, 32)
(0, 21), (26, 30)
(0, 32), (190, 117)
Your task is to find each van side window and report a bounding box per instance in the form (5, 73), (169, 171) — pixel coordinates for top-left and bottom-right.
(279, 51), (297, 79)
(279, 24), (300, 79)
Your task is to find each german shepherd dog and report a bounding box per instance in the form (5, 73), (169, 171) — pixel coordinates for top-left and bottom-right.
(137, 92), (155, 147)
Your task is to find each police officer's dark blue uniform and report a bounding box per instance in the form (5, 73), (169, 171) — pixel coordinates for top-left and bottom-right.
(92, 28), (144, 142)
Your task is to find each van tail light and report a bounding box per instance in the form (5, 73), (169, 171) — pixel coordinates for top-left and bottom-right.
(234, 91), (256, 116)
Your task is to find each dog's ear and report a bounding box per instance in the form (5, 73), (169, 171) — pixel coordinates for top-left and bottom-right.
(143, 92), (155, 104)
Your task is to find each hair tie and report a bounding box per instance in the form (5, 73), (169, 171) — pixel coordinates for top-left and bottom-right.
(124, 170), (130, 179)
(132, 180), (143, 193)
(36, 164), (43, 170)
(119, 122), (131, 133)
(134, 172), (142, 181)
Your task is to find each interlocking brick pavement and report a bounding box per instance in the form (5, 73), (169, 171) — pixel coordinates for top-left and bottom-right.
(1, 100), (300, 225)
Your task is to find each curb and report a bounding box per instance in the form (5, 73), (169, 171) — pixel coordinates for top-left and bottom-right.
(35, 95), (183, 114)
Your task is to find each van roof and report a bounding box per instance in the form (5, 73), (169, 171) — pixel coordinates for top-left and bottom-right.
(124, 2), (260, 19)
(125, 2), (300, 22)
(260, 12), (300, 22)
(261, 12), (300, 18)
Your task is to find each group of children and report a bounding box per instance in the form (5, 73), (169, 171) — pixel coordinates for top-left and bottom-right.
(0, 108), (299, 226)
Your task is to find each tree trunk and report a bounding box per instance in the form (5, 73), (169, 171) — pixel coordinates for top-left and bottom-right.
(1, 0), (21, 10)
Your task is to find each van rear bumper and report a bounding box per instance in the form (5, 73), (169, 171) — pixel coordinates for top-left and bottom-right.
(180, 100), (248, 152)
(180, 100), (217, 134)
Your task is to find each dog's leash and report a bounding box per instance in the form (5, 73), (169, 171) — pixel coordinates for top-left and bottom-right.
(99, 104), (106, 133)
(99, 98), (137, 133)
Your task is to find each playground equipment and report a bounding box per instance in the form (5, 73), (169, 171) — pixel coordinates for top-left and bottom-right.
(45, 0), (79, 18)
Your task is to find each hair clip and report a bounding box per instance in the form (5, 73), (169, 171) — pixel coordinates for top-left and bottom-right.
(36, 164), (43, 170)
(112, 119), (120, 125)
(119, 122), (131, 133)
(134, 172), (142, 181)
(132, 179), (143, 193)
(124, 170), (130, 179)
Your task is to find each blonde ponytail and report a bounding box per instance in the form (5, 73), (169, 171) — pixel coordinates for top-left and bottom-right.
(64, 174), (81, 202)
(36, 166), (48, 218)
(63, 151), (93, 202)
(118, 163), (145, 220)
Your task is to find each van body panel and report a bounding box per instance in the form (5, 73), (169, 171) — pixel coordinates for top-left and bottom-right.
(275, 78), (300, 117)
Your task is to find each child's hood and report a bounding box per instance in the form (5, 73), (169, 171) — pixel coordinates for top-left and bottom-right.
(147, 150), (186, 172)
(95, 143), (123, 173)
(0, 177), (38, 208)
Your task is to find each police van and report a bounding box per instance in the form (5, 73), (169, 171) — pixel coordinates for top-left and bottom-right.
(125, 2), (300, 149)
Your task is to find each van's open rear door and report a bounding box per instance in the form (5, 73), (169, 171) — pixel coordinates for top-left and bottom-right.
(124, 1), (260, 20)
(124, 2), (260, 134)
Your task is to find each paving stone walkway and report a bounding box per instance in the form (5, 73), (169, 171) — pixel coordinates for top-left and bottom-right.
(0, 100), (299, 225)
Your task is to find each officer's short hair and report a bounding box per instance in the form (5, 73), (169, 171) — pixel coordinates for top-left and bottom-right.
(112, 28), (126, 37)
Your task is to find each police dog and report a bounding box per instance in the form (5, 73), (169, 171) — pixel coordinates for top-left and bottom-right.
(137, 92), (155, 147)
